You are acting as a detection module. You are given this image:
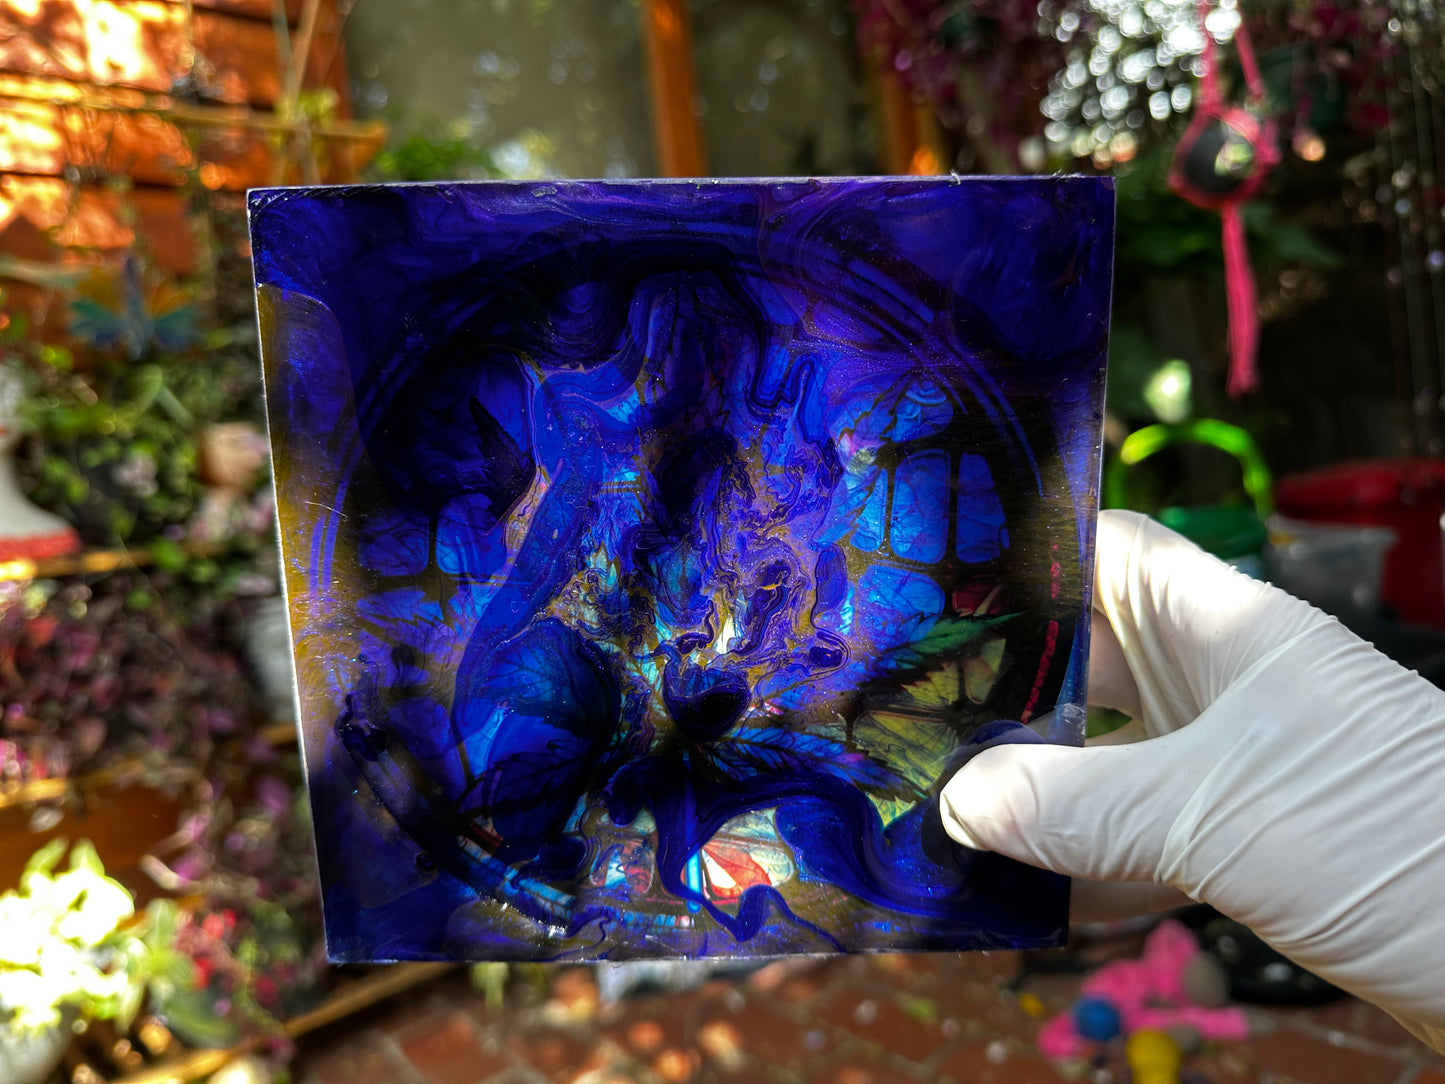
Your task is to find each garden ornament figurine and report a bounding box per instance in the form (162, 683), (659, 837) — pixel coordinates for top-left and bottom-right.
(0, 366), (79, 561)
(191, 420), (269, 544)
(1035, 918), (1255, 1064)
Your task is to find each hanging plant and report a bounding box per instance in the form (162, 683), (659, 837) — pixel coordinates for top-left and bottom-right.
(852, 0), (1069, 171)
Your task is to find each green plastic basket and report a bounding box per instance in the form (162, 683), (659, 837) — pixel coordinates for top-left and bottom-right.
(1103, 420), (1273, 563)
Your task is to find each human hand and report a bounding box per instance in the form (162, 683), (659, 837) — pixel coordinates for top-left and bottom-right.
(940, 509), (1445, 1049)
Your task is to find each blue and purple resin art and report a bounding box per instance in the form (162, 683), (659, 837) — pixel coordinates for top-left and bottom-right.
(249, 177), (1114, 962)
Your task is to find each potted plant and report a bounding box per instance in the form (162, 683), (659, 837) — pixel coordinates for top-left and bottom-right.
(0, 839), (194, 1084)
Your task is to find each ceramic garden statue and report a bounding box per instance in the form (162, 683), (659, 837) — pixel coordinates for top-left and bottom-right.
(0, 366), (79, 562)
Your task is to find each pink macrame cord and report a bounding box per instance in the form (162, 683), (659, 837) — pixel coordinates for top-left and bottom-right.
(1173, 0), (1277, 397)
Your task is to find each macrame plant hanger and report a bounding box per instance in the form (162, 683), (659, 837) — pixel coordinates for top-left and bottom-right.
(1169, 0), (1279, 397)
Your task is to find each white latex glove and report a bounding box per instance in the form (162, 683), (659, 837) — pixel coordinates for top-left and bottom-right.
(941, 508), (1445, 1050)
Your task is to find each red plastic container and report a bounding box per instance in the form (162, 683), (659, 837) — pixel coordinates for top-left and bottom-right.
(1274, 459), (1445, 626)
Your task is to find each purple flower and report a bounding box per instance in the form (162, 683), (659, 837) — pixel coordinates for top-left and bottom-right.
(254, 774), (291, 818)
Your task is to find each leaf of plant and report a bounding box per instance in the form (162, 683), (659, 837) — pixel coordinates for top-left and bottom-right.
(69, 839), (104, 876)
(143, 898), (180, 948)
(158, 989), (240, 1049)
(1242, 203), (1344, 268)
(115, 979), (144, 1031)
(121, 365), (166, 421)
(146, 947), (199, 995)
(150, 537), (188, 572)
(23, 836), (68, 880)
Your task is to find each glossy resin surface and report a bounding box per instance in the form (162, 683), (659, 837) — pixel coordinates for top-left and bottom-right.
(249, 177), (1113, 961)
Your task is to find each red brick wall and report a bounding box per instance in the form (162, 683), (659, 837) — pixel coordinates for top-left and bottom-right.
(0, 0), (379, 278)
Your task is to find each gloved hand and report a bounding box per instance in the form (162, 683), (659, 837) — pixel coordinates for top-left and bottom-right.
(941, 509), (1445, 1050)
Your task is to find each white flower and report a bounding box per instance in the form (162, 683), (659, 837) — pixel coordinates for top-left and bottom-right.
(0, 894), (44, 967)
(53, 872), (133, 946)
(0, 852), (138, 1033)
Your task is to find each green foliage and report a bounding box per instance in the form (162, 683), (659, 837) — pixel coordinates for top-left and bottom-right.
(1107, 327), (1195, 425)
(5, 261), (268, 566)
(155, 986), (240, 1048)
(1107, 137), (1344, 430)
(1108, 326), (1172, 420)
(0, 116), (322, 1066)
(371, 131), (499, 182)
(1086, 706), (1133, 739)
(0, 839), (185, 1035)
(113, 899), (200, 1036)
(1114, 145), (1343, 274)
(16, 350), (203, 546)
(469, 962), (510, 1013)
(157, 899), (325, 1050)
(1240, 200), (1344, 268)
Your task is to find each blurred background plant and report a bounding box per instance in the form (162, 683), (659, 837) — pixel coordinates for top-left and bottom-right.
(1, 839), (156, 1036)
(852, 0), (1069, 172)
(5, 265), (268, 566)
(141, 770), (327, 1055)
(368, 126), (502, 182)
(0, 570), (261, 789)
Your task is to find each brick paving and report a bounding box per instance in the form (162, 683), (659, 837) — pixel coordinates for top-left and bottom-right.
(295, 953), (1444, 1084)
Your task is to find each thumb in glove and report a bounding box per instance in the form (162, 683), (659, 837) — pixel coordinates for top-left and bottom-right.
(939, 510), (1445, 1048)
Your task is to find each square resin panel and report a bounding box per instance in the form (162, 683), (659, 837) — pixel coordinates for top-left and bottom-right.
(249, 177), (1113, 962)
